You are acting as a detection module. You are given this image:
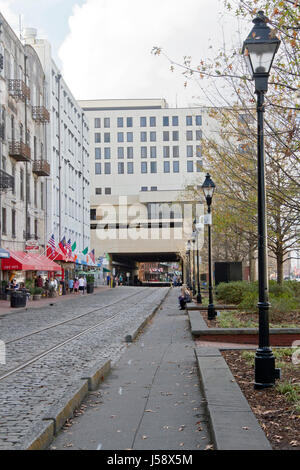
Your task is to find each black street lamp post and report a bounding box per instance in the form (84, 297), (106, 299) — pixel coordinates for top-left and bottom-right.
(193, 219), (202, 304)
(191, 232), (196, 296)
(202, 173), (216, 320)
(186, 240), (192, 290)
(242, 11), (281, 389)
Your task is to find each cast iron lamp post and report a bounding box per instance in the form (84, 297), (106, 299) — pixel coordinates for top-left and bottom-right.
(242, 10), (281, 389)
(186, 240), (192, 290)
(193, 219), (202, 304)
(191, 231), (196, 296)
(202, 173), (216, 320)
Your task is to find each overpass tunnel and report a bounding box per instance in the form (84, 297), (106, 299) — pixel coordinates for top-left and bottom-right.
(108, 252), (183, 286)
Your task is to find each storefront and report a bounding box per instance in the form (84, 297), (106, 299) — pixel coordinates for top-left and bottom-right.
(1, 251), (62, 284)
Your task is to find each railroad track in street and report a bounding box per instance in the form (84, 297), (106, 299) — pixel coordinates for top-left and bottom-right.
(0, 287), (163, 383)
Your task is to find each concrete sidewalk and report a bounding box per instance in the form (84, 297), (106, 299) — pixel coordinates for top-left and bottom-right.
(51, 288), (212, 450)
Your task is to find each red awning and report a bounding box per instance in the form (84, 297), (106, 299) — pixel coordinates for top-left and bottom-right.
(1, 251), (62, 272)
(29, 254), (62, 272)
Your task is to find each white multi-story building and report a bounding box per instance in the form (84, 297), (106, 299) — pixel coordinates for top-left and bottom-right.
(79, 98), (208, 278)
(0, 13), (48, 254)
(23, 29), (90, 252)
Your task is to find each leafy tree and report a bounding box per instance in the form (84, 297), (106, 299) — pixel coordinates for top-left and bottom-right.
(153, 0), (299, 283)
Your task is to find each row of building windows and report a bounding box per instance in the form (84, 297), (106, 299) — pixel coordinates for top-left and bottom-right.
(94, 145), (202, 159)
(94, 115), (202, 129)
(1, 207), (39, 239)
(94, 130), (202, 143)
(94, 160), (202, 175)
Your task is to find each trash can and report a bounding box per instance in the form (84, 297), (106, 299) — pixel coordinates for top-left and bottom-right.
(87, 283), (94, 294)
(10, 290), (27, 308)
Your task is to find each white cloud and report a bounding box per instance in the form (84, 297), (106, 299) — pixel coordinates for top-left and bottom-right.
(58, 0), (243, 107)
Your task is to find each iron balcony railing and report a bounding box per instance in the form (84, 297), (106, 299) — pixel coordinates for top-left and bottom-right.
(8, 79), (30, 102)
(0, 169), (14, 191)
(32, 106), (50, 123)
(32, 159), (50, 177)
(9, 140), (31, 162)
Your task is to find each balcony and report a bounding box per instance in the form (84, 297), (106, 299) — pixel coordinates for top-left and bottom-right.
(32, 106), (50, 123)
(0, 169), (14, 191)
(9, 140), (31, 162)
(32, 159), (50, 177)
(8, 79), (30, 102)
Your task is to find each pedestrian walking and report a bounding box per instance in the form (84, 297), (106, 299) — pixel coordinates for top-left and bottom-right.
(37, 275), (43, 288)
(74, 278), (79, 294)
(78, 276), (85, 294)
(68, 278), (74, 293)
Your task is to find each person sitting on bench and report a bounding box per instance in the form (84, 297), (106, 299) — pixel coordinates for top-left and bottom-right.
(178, 285), (192, 310)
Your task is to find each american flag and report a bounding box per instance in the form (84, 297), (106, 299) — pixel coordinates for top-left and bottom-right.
(48, 234), (55, 253)
(88, 249), (95, 264)
(66, 239), (72, 256)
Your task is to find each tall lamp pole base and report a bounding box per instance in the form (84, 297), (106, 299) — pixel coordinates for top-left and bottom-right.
(254, 348), (281, 389)
(207, 303), (216, 320)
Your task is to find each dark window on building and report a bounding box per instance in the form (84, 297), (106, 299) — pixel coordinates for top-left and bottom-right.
(118, 162), (124, 174)
(164, 161), (170, 173)
(150, 161), (157, 173)
(12, 209), (16, 237)
(150, 116), (156, 127)
(2, 207), (6, 235)
(127, 162), (134, 174)
(196, 115), (202, 126)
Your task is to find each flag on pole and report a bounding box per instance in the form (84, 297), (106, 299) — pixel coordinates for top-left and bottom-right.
(48, 234), (55, 254)
(89, 249), (95, 264)
(66, 239), (72, 256)
(59, 236), (66, 252)
(71, 241), (77, 252)
(82, 247), (88, 255)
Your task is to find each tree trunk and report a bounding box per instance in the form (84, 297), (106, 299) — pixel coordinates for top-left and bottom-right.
(276, 250), (284, 285)
(249, 241), (256, 282)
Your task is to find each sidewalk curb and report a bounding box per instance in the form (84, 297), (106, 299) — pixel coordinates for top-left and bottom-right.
(194, 348), (272, 450)
(125, 287), (170, 342)
(17, 360), (111, 450)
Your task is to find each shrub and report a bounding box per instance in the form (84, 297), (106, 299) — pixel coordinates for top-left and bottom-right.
(269, 280), (294, 298)
(215, 280), (300, 313)
(86, 274), (95, 284)
(216, 281), (253, 304)
(238, 291), (258, 311)
(33, 287), (43, 295)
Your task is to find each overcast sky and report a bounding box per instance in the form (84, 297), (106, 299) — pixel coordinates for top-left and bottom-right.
(0, 0), (249, 107)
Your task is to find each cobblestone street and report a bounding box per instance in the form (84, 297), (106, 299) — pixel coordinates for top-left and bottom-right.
(0, 287), (168, 449)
